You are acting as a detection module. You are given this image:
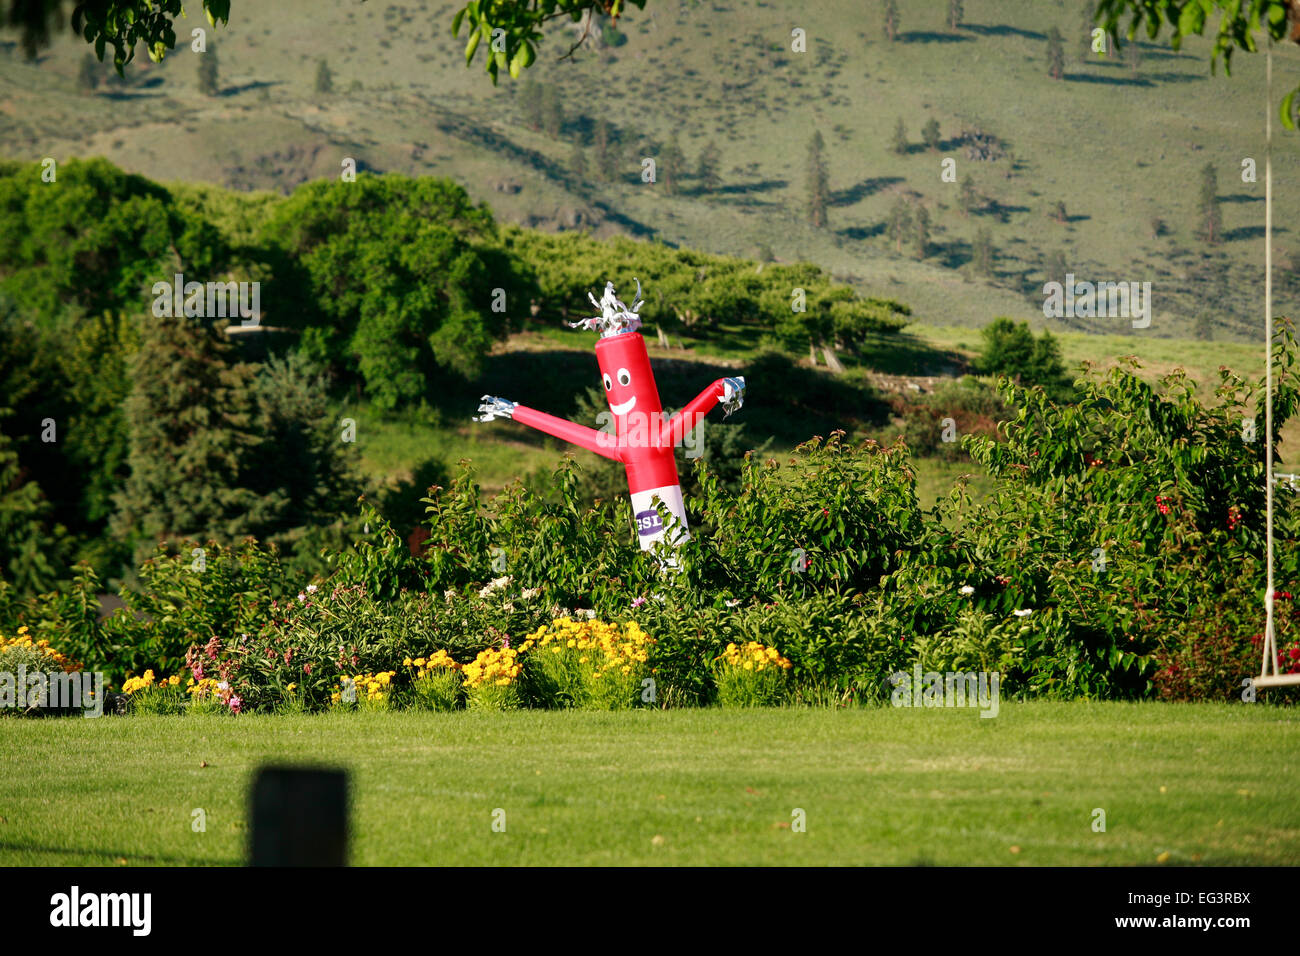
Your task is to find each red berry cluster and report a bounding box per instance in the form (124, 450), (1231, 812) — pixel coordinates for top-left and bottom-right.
(1156, 495), (1171, 516)
(1227, 505), (1242, 531)
(1273, 590), (1293, 601)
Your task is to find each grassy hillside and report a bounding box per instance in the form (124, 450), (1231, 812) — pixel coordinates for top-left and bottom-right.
(3, 0), (1297, 343)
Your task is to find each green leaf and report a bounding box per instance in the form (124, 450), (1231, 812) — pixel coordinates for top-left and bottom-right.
(452, 8), (466, 36)
(1179, 2), (1206, 36)
(1282, 87), (1298, 131)
(465, 30), (482, 66)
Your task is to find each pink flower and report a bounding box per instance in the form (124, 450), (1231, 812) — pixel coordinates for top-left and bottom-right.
(304, 663), (313, 675)
(228, 695), (242, 714)
(631, 596), (647, 608)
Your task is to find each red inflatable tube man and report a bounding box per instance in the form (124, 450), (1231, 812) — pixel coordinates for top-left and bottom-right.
(474, 280), (746, 553)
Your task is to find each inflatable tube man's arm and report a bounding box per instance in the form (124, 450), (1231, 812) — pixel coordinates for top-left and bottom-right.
(475, 396), (624, 462)
(659, 376), (746, 449)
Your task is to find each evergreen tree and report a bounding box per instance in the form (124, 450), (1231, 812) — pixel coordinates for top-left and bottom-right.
(0, 410), (71, 595)
(696, 140), (722, 191)
(1044, 249), (1068, 288)
(959, 174), (978, 216)
(1079, 0), (1097, 59)
(111, 314), (268, 556)
(922, 117), (942, 152)
(888, 198), (912, 254)
(659, 136), (686, 195)
(570, 143), (588, 182)
(540, 84), (565, 137)
(806, 130), (829, 228)
(948, 0), (964, 31)
(76, 52), (100, 93)
(593, 118), (614, 182)
(1047, 28), (1065, 80)
(883, 0), (899, 42)
(520, 81), (544, 132)
(314, 58), (334, 95)
(913, 205), (931, 259)
(1197, 162), (1223, 245)
(972, 227), (995, 277)
(197, 45), (219, 96)
(891, 117), (908, 155)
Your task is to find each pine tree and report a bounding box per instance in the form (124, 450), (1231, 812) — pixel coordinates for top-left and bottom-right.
(972, 227), (995, 276)
(806, 130), (829, 228)
(696, 140), (722, 191)
(948, 0), (964, 31)
(922, 117), (942, 152)
(1198, 162), (1223, 245)
(520, 81), (544, 132)
(660, 136), (686, 195)
(540, 84), (565, 137)
(959, 174), (978, 216)
(197, 46), (219, 96)
(593, 118), (614, 182)
(1079, 0), (1097, 59)
(76, 52), (100, 93)
(111, 315), (269, 555)
(891, 118), (908, 155)
(888, 198), (912, 253)
(570, 143), (588, 182)
(1047, 28), (1065, 80)
(914, 205), (931, 259)
(1045, 249), (1068, 288)
(315, 58), (334, 95)
(883, 0), (899, 42)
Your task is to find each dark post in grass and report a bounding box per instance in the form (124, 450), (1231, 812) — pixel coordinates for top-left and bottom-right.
(250, 766), (349, 866)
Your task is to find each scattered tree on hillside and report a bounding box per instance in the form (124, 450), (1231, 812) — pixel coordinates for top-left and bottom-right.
(958, 174), (978, 216)
(1047, 28), (1065, 79)
(1149, 215), (1167, 239)
(696, 140), (722, 191)
(197, 45), (219, 96)
(659, 136), (686, 195)
(519, 80), (544, 131)
(592, 118), (615, 182)
(891, 118), (908, 155)
(971, 227), (995, 277)
(540, 84), (565, 137)
(1051, 200), (1068, 224)
(922, 117), (942, 152)
(1079, 0), (1098, 59)
(314, 58), (334, 95)
(1044, 249), (1068, 288)
(806, 131), (829, 228)
(1194, 311), (1214, 341)
(570, 143), (588, 182)
(1197, 162), (1223, 246)
(913, 205), (931, 259)
(888, 198), (912, 254)
(948, 0), (964, 31)
(1126, 35), (1141, 76)
(883, 0), (899, 42)
(76, 52), (100, 93)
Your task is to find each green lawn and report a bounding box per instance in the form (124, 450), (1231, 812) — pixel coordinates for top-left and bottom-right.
(1, 703), (1296, 866)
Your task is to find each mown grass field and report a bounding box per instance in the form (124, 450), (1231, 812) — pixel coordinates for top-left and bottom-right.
(1, 703), (1296, 866)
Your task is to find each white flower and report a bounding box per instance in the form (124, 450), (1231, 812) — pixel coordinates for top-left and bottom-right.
(217, 681), (230, 692)
(959, 585), (975, 596)
(297, 593), (305, 602)
(1013, 609), (1033, 617)
(306, 584), (318, 593)
(521, 587), (541, 600)
(725, 599), (741, 608)
(478, 575), (511, 598)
